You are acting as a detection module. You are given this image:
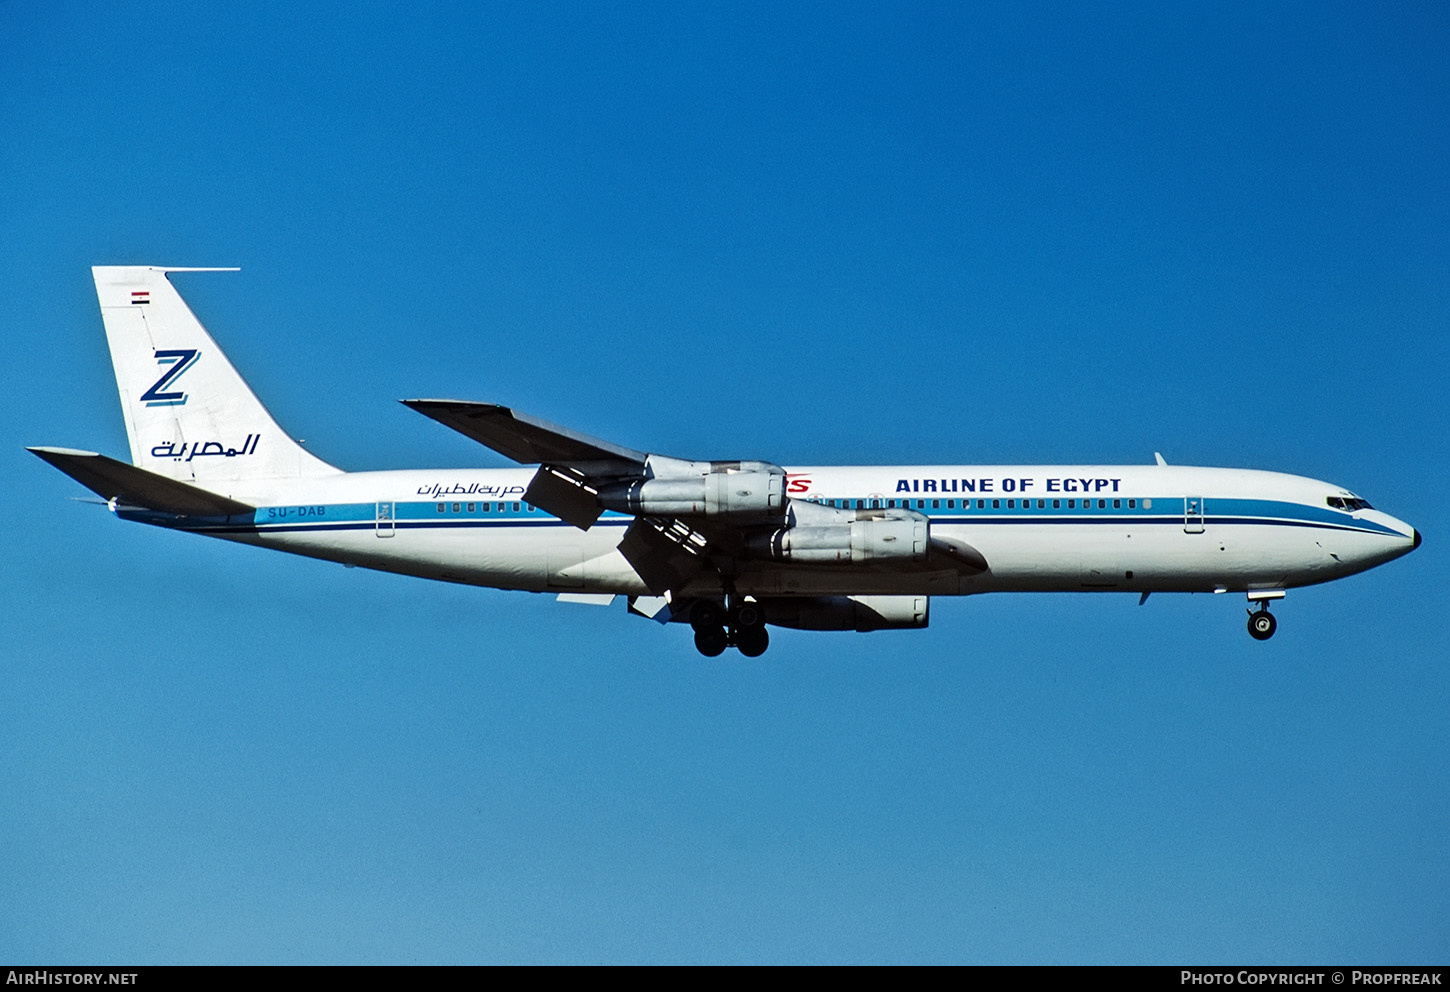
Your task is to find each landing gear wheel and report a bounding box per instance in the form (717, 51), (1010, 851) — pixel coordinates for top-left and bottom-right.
(1247, 609), (1277, 641)
(733, 602), (764, 629)
(690, 601), (723, 632)
(735, 625), (769, 658)
(694, 626), (728, 657)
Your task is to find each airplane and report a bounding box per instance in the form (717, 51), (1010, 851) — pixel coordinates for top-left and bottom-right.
(30, 266), (1420, 657)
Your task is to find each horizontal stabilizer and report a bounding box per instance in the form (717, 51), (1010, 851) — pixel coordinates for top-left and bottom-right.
(28, 447), (254, 516)
(402, 399), (647, 469)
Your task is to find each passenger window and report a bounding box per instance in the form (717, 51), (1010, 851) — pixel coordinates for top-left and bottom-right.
(992, 499), (1000, 509)
(932, 499), (940, 509)
(513, 502), (521, 512)
(1098, 499), (1106, 509)
(452, 502), (460, 513)
(1113, 499), (1120, 509)
(1037, 499), (1045, 509)
(977, 500), (985, 509)
(437, 503), (445, 513)
(467, 503), (475, 512)
(1052, 499), (1060, 509)
(1128, 499), (1136, 509)
(1143, 499), (1152, 510)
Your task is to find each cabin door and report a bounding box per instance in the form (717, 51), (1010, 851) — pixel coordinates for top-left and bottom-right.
(1183, 496), (1205, 534)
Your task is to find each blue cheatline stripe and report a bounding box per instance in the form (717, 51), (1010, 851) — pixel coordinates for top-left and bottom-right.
(803, 495), (1404, 537)
(132, 493), (1405, 541)
(204, 517), (1396, 539)
(188, 518), (597, 535)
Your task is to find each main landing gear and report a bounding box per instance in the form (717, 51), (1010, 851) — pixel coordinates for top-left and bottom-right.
(690, 597), (769, 657)
(1247, 606), (1277, 641)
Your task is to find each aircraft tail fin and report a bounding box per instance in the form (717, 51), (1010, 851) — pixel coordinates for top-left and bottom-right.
(92, 266), (341, 484)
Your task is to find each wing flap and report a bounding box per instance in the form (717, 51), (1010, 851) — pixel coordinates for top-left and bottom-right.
(29, 447), (255, 516)
(523, 466), (604, 529)
(617, 518), (711, 594)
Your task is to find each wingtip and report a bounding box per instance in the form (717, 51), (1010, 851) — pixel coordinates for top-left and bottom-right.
(401, 399), (513, 415)
(28, 445), (100, 458)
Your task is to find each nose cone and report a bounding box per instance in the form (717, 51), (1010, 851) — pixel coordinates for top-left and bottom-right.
(1381, 514), (1420, 560)
(1390, 516), (1420, 552)
(1346, 509), (1420, 571)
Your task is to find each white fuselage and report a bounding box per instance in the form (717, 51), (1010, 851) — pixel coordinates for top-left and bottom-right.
(120, 463), (1419, 600)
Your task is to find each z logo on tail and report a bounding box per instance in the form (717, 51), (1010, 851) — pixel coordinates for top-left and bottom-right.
(140, 349), (199, 407)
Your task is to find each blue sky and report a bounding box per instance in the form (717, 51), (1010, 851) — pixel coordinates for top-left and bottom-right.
(3, 2), (1447, 964)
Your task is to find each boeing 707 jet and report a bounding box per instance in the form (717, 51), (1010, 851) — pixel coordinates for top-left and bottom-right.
(29, 267), (1420, 656)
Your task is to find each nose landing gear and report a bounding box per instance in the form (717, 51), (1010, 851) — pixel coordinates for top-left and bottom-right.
(1247, 607), (1277, 640)
(1245, 589), (1284, 640)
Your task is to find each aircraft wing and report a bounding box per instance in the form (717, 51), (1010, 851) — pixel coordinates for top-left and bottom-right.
(401, 400), (647, 470)
(403, 400), (988, 594)
(404, 398), (662, 530)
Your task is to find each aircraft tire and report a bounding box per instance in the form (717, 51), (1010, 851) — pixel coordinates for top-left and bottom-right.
(690, 601), (723, 632)
(694, 626), (728, 657)
(735, 625), (769, 657)
(1247, 610), (1277, 640)
(734, 602), (764, 628)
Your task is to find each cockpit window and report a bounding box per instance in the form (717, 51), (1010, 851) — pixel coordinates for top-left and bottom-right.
(1327, 496), (1373, 512)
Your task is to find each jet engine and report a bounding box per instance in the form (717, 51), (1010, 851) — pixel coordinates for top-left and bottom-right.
(745, 514), (928, 563)
(755, 595), (930, 631)
(596, 461), (786, 522)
